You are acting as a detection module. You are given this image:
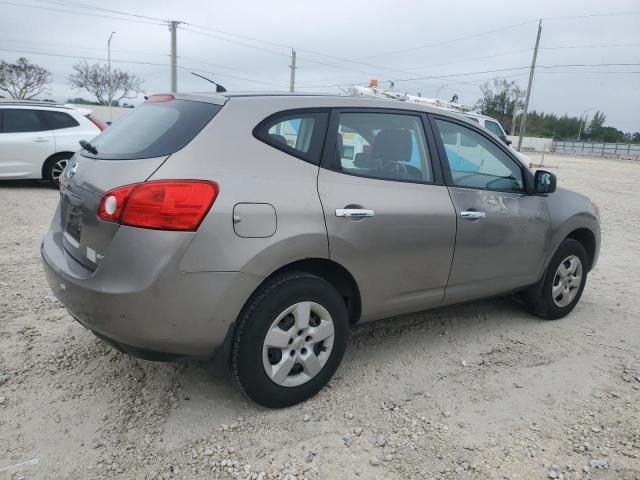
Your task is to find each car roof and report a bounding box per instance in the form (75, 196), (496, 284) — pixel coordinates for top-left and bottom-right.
(0, 100), (90, 114)
(172, 91), (478, 123)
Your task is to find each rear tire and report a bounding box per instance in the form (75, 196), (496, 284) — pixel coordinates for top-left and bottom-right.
(231, 271), (350, 408)
(523, 238), (588, 320)
(44, 153), (72, 188)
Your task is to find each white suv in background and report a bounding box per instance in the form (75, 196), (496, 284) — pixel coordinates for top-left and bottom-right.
(464, 111), (531, 168)
(0, 101), (105, 186)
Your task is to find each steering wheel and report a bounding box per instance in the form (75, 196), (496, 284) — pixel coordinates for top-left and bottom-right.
(380, 161), (408, 179)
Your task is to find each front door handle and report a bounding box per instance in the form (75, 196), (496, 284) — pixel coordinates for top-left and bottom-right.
(460, 210), (486, 220)
(32, 137), (50, 143)
(335, 208), (375, 218)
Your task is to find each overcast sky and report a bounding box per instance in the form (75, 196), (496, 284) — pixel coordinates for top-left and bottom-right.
(1, 0), (639, 132)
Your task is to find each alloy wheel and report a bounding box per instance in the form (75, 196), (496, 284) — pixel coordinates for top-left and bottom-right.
(51, 158), (69, 185)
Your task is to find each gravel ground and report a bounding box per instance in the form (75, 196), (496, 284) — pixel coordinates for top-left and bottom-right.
(1, 154), (639, 480)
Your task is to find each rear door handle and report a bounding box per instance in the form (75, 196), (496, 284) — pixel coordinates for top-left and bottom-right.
(460, 210), (486, 220)
(335, 208), (375, 218)
(32, 137), (50, 143)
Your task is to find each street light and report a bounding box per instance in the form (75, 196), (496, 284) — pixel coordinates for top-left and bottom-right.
(577, 107), (596, 142)
(107, 31), (115, 124)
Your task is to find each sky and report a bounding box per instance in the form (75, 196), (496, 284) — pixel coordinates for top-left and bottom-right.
(1, 0), (639, 132)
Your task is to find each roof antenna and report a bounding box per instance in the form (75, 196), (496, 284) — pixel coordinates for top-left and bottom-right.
(191, 72), (227, 92)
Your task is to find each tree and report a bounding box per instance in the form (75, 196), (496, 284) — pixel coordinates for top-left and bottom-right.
(0, 57), (52, 99)
(475, 78), (525, 133)
(68, 60), (142, 106)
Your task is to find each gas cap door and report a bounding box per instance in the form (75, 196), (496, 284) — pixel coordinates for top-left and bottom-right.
(233, 203), (277, 238)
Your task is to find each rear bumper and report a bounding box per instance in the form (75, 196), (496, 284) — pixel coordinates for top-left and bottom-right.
(41, 221), (262, 357)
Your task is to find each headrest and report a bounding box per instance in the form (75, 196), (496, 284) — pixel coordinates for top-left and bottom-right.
(372, 129), (412, 162)
(269, 133), (288, 146)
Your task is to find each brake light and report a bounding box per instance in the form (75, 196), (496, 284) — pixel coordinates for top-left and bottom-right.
(146, 94), (175, 103)
(98, 180), (219, 231)
(86, 114), (107, 131)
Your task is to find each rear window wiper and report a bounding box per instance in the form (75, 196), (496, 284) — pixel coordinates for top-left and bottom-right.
(79, 139), (98, 155)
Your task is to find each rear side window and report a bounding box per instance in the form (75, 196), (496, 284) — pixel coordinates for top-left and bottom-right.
(41, 111), (79, 130)
(85, 100), (221, 160)
(1, 109), (47, 133)
(254, 111), (328, 164)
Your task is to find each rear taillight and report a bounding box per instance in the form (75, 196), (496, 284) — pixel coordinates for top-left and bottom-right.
(86, 114), (107, 131)
(98, 180), (219, 231)
(146, 94), (175, 103)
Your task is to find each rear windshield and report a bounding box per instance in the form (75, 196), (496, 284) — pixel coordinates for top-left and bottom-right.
(82, 99), (221, 160)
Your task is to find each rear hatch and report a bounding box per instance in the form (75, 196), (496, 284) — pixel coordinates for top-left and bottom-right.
(58, 97), (222, 271)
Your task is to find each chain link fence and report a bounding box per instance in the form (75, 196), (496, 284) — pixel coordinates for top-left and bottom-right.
(552, 141), (640, 160)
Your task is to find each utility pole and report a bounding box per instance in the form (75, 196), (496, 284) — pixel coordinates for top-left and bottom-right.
(169, 21), (180, 93)
(289, 49), (296, 93)
(107, 31), (115, 124)
(517, 20), (542, 152)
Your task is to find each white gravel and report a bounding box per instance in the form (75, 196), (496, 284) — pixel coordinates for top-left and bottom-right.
(1, 154), (639, 480)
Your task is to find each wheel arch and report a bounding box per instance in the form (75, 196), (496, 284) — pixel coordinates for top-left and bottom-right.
(262, 258), (362, 326)
(565, 228), (596, 271)
(42, 151), (75, 179)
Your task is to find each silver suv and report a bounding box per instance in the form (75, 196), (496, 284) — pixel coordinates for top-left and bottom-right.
(42, 93), (600, 407)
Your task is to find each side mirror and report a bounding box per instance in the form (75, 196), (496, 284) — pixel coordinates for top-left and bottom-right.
(534, 170), (557, 194)
(500, 135), (512, 146)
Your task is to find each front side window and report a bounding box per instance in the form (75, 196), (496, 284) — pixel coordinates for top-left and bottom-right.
(484, 120), (505, 138)
(255, 111), (328, 164)
(333, 112), (433, 183)
(1, 109), (47, 133)
(436, 119), (523, 192)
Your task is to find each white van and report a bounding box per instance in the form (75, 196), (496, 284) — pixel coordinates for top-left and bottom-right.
(464, 111), (530, 168)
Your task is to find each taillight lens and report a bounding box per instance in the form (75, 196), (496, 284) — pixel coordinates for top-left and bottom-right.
(97, 180), (219, 231)
(86, 114), (107, 131)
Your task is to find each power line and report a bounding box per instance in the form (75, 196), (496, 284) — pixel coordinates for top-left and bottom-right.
(542, 43), (640, 50)
(0, 47), (290, 88)
(542, 11), (640, 21)
(0, 38), (169, 58)
(30, 0), (167, 23)
(0, 1), (165, 26)
(180, 27), (289, 58)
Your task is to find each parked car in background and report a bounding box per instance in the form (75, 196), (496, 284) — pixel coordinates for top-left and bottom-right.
(42, 93), (600, 408)
(0, 101), (105, 186)
(463, 111), (531, 167)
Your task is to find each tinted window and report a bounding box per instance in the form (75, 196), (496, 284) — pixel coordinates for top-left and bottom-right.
(255, 111), (328, 164)
(1, 109), (47, 133)
(333, 112), (432, 183)
(436, 119), (523, 191)
(41, 111), (79, 130)
(484, 120), (505, 137)
(85, 100), (221, 160)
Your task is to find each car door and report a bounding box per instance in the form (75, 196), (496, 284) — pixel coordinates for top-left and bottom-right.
(0, 108), (55, 179)
(318, 109), (457, 322)
(430, 115), (550, 304)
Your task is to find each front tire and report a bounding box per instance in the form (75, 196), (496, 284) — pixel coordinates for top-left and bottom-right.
(231, 271), (350, 408)
(524, 238), (588, 320)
